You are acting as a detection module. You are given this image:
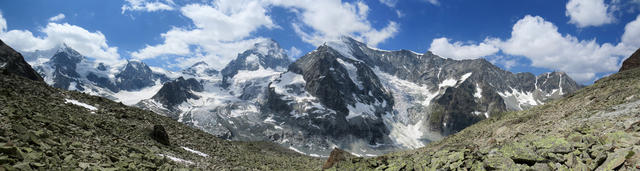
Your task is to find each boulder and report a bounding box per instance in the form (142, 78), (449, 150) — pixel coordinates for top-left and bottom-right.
(322, 148), (356, 169)
(151, 125), (170, 146)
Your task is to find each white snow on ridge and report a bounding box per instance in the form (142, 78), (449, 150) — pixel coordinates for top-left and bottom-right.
(439, 78), (457, 88)
(181, 146), (209, 157)
(439, 72), (473, 89)
(459, 72), (472, 83)
(336, 58), (363, 90)
(326, 40), (360, 61)
(65, 99), (98, 111)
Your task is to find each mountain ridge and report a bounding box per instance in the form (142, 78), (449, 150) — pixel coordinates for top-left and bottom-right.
(324, 48), (640, 170)
(138, 37), (582, 156)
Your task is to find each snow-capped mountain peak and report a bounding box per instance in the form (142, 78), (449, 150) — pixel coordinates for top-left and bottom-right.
(252, 38), (286, 59)
(182, 61), (219, 77)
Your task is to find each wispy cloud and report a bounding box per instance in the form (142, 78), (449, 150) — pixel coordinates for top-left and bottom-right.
(48, 13), (65, 22)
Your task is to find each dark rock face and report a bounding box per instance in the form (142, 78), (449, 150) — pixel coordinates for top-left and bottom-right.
(0, 39), (43, 82)
(151, 77), (203, 112)
(86, 73), (119, 92)
(430, 81), (506, 135)
(116, 61), (168, 91)
(619, 48), (640, 72)
(151, 125), (170, 146)
(275, 45), (393, 143)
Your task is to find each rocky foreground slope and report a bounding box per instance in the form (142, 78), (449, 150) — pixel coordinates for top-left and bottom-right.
(325, 51), (640, 170)
(0, 69), (323, 170)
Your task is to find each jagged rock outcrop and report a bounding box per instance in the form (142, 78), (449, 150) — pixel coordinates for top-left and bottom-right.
(151, 77), (203, 112)
(619, 48), (640, 72)
(0, 39), (43, 81)
(115, 61), (169, 91)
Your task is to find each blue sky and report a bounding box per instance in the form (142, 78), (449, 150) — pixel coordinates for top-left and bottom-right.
(0, 0), (639, 84)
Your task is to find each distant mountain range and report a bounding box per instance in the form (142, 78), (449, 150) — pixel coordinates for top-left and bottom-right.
(20, 37), (582, 156)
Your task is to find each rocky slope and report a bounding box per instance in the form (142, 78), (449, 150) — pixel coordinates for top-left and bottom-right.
(0, 52), (323, 170)
(324, 48), (640, 170)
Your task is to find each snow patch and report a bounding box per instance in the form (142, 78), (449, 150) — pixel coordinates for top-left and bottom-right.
(157, 154), (194, 165)
(336, 58), (363, 90)
(65, 99), (97, 111)
(459, 72), (472, 83)
(474, 84), (483, 99)
(498, 88), (541, 110)
(387, 120), (425, 148)
(113, 80), (164, 105)
(68, 82), (77, 91)
(181, 147), (209, 157)
(438, 78), (457, 88)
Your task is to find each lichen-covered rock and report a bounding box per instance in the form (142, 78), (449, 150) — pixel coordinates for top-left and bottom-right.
(595, 148), (629, 171)
(499, 142), (545, 164)
(533, 136), (573, 154)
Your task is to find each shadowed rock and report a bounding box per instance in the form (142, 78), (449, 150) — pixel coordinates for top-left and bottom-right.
(0, 39), (43, 82)
(151, 125), (170, 146)
(619, 48), (640, 72)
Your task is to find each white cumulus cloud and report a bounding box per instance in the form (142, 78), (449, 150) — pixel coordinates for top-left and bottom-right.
(622, 15), (640, 48)
(429, 37), (499, 60)
(270, 0), (398, 47)
(288, 46), (302, 59)
(48, 13), (65, 22)
(565, 0), (615, 27)
(0, 13), (120, 65)
(130, 0), (276, 69)
(131, 0), (399, 68)
(498, 15), (633, 83)
(121, 0), (175, 14)
(428, 15), (639, 83)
